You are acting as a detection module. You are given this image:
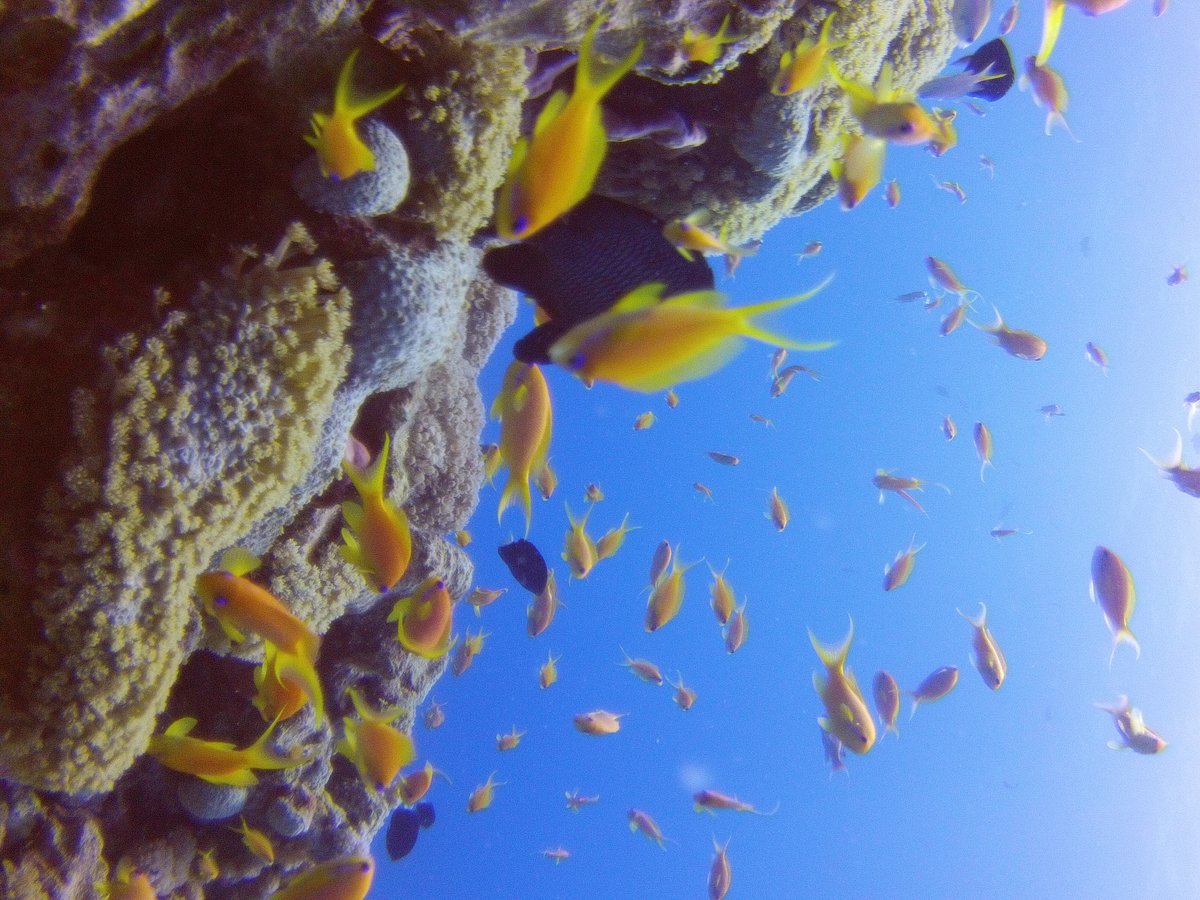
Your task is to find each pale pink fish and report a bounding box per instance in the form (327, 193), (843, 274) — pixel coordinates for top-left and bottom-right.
(820, 728), (849, 777)
(952, 0), (992, 45)
(895, 290), (928, 304)
(973, 421), (994, 481)
(749, 413), (775, 428)
(931, 177), (967, 204)
(1095, 696), (1166, 754)
(873, 470), (949, 515)
(979, 154), (995, 177)
(619, 647), (664, 685)
(964, 99), (987, 116)
(1085, 340), (1109, 374)
(565, 790), (600, 812)
(574, 710), (624, 735)
(467, 586), (506, 617)
(668, 672), (697, 710)
(693, 788), (779, 816)
(541, 847), (571, 864)
(884, 179), (901, 208)
(1020, 56), (1078, 139)
(665, 389), (680, 408)
(693, 482), (715, 502)
(708, 561), (735, 625)
(925, 256), (978, 300)
(909, 665), (959, 719)
(772, 364), (821, 396)
(796, 240), (823, 262)
(1039, 403), (1065, 420)
(708, 451), (740, 466)
(940, 302), (969, 336)
(1090, 546), (1139, 665)
(999, 1), (1020, 34)
(724, 601), (749, 653)
(1152, 0), (1169, 16)
(708, 837), (732, 900)
(883, 536), (925, 591)
(872, 670), (901, 737)
(972, 305), (1047, 360)
(942, 415), (957, 441)
(957, 602), (1007, 690)
(1141, 429), (1200, 499)
(769, 348), (788, 376)
(990, 526), (1031, 540)
(633, 411), (655, 431)
(526, 570), (560, 638)
(1166, 263), (1188, 286)
(627, 808), (669, 849)
(766, 487), (789, 531)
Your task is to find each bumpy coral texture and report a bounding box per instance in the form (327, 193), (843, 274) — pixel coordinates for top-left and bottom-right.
(0, 224), (352, 795)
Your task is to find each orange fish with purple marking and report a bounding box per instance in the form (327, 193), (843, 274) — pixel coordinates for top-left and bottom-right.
(492, 362), (553, 535)
(387, 577), (454, 659)
(271, 856), (375, 900)
(340, 434), (412, 593)
(958, 602), (1008, 690)
(337, 686), (416, 793)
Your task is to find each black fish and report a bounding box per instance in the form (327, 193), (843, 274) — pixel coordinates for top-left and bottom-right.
(482, 195), (714, 364)
(956, 38), (1015, 102)
(385, 802), (435, 861)
(498, 538), (549, 595)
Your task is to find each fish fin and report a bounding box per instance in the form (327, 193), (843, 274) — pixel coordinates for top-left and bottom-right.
(218, 547), (261, 577)
(809, 617), (854, 671)
(812, 670), (827, 696)
(817, 715), (832, 733)
(619, 336), (742, 393)
(1109, 628), (1140, 667)
(1036, 0), (1066, 66)
(339, 529), (365, 571)
(1107, 741), (1128, 752)
(575, 15), (644, 104)
(341, 500), (365, 531)
(610, 282), (668, 314)
(532, 89), (569, 137)
(216, 615), (247, 644)
(213, 769), (260, 788)
(497, 475), (533, 537)
(165, 717), (198, 737)
(386, 596), (410, 624)
(274, 651), (327, 727)
(343, 434), (391, 501)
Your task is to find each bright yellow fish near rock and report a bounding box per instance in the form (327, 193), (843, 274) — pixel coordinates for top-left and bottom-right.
(336, 686), (416, 793)
(340, 434), (412, 593)
(305, 50), (404, 180)
(496, 16), (643, 239)
(387, 576), (455, 659)
(146, 715), (308, 787)
(492, 361), (553, 534)
(549, 278), (834, 393)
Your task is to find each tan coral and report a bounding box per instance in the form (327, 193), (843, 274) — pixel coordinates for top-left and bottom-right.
(0, 224), (352, 794)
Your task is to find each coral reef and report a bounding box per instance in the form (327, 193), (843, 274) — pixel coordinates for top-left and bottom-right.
(0, 0), (955, 896)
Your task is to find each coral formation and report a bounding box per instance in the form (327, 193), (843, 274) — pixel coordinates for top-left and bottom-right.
(0, 0), (956, 895)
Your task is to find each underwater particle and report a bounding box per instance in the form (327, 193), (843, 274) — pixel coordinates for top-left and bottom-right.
(972, 306), (1047, 360)
(1090, 546), (1140, 665)
(619, 647), (664, 685)
(809, 617), (876, 754)
(724, 601), (749, 654)
(883, 536), (925, 591)
(1095, 696), (1167, 754)
(1167, 263), (1189, 286)
(547, 277), (835, 393)
(574, 710), (623, 735)
(627, 808), (668, 849)
(708, 451), (740, 466)
(336, 686), (416, 793)
(294, 118), (411, 217)
(668, 673), (697, 710)
(1142, 429), (1200, 498)
(467, 772), (504, 813)
(176, 778), (248, 823)
(767, 487), (789, 531)
(1085, 340), (1109, 374)
(484, 196), (714, 365)
(958, 603), (1007, 690)
(386, 804), (436, 860)
(272, 855), (376, 899)
(709, 837), (732, 899)
(873, 670), (901, 738)
(908, 666), (959, 719)
(526, 570), (561, 638)
(565, 790), (599, 812)
(633, 411), (656, 431)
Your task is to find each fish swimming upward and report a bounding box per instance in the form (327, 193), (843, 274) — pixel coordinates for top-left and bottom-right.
(483, 195), (715, 364)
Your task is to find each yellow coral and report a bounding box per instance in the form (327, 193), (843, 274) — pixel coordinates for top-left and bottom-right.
(0, 223), (351, 793)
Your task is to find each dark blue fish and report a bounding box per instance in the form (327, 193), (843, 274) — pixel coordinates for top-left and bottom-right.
(386, 802), (435, 861)
(498, 539), (549, 595)
(955, 38), (1015, 102)
(483, 195), (714, 364)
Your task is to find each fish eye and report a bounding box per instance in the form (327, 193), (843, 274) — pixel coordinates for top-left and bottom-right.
(513, 214), (529, 235)
(569, 353), (586, 372)
(897, 121), (914, 134)
(214, 595), (228, 607)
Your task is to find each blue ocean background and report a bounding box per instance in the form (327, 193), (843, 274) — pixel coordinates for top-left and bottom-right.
(373, 6), (1200, 897)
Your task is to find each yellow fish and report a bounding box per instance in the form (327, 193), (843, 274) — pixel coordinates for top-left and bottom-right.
(270, 856), (375, 900)
(496, 17), (643, 239)
(252, 643), (326, 726)
(548, 278), (834, 393)
(146, 715), (307, 787)
(830, 133), (887, 211)
(682, 14), (741, 65)
(809, 617), (876, 754)
(305, 49), (404, 180)
(387, 576), (454, 659)
(231, 817), (275, 863)
(771, 12), (840, 95)
(336, 686), (416, 793)
(341, 434), (412, 593)
(831, 63), (946, 146)
(562, 502), (599, 578)
(492, 361), (553, 535)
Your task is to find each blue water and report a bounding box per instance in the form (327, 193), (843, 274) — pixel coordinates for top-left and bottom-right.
(373, 7), (1200, 897)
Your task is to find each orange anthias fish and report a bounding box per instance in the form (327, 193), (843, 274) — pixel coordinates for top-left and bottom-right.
(668, 672), (697, 710)
(693, 789), (779, 816)
(336, 686), (416, 793)
(574, 710), (624, 735)
(97, 860), (156, 900)
(766, 487), (789, 531)
(562, 503), (599, 579)
(549, 279), (834, 393)
(908, 666), (959, 719)
(958, 602), (1008, 690)
(925, 256), (979, 301)
(724, 601), (749, 654)
(646, 553), (697, 632)
(565, 790), (600, 811)
(809, 618), (876, 754)
(539, 652), (561, 689)
(873, 470), (948, 515)
(270, 856), (375, 900)
(709, 837), (732, 900)
(831, 133), (887, 211)
(1090, 546), (1139, 665)
(1142, 429), (1200, 499)
(232, 817), (275, 863)
(496, 726), (526, 752)
(466, 586), (506, 617)
(620, 647), (665, 685)
(497, 16), (643, 239)
(596, 512), (638, 561)
(252, 643), (326, 726)
(527, 570), (561, 638)
(492, 361), (553, 535)
(872, 670), (901, 738)
(451, 627), (490, 677)
(387, 576), (454, 659)
(1095, 695), (1167, 754)
(146, 715), (307, 786)
(305, 50), (404, 180)
(398, 761), (451, 805)
(831, 63), (949, 146)
(682, 13), (741, 65)
(972, 305), (1048, 360)
(1020, 56), (1077, 139)
(467, 772), (505, 813)
(771, 12), (840, 95)
(663, 212), (759, 269)
(627, 809), (669, 849)
(974, 421), (994, 482)
(882, 536), (925, 591)
(340, 434), (412, 593)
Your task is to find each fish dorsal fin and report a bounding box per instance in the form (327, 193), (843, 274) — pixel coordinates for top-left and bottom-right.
(342, 501), (364, 531)
(533, 90), (569, 137)
(661, 289), (726, 311)
(165, 717), (198, 737)
(610, 282), (668, 314)
(219, 547), (261, 577)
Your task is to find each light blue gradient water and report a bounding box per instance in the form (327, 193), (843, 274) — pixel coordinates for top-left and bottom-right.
(373, 7), (1200, 897)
